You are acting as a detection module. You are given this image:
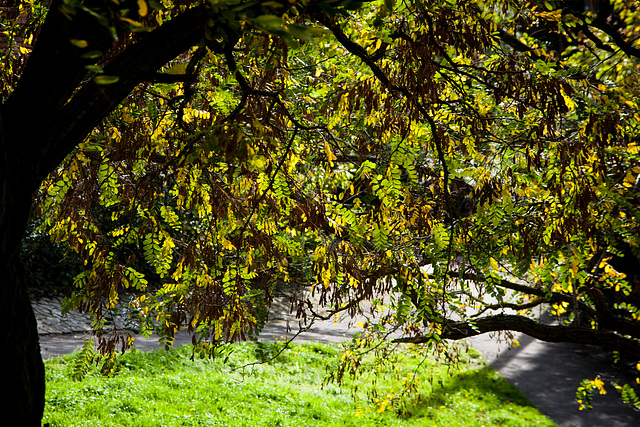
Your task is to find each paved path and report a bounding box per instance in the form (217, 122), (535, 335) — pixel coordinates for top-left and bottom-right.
(470, 332), (640, 426)
(35, 297), (640, 426)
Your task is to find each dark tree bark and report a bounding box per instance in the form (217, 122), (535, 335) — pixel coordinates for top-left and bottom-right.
(394, 314), (640, 359)
(0, 253), (45, 425)
(0, 72), (46, 426)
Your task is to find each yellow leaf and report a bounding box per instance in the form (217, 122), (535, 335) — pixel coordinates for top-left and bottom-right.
(324, 140), (336, 166)
(594, 376), (607, 395)
(221, 237), (236, 251)
(377, 399), (389, 413)
(571, 257), (579, 277)
(137, 0), (148, 17)
(560, 89), (576, 111)
(70, 39), (88, 48)
(120, 16), (142, 27)
(623, 174), (636, 187)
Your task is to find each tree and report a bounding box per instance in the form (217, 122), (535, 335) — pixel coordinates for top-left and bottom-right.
(2, 0), (640, 422)
(0, 0), (368, 422)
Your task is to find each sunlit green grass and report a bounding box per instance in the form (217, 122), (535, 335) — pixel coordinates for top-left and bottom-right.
(43, 341), (556, 426)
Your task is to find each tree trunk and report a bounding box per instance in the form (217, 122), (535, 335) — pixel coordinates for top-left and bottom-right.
(1, 89), (46, 425)
(0, 253), (45, 425)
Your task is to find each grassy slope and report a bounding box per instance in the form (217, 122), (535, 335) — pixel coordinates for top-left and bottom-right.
(43, 341), (556, 426)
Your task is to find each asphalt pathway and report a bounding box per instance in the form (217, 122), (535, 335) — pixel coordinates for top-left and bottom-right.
(469, 332), (640, 426)
(37, 301), (640, 426)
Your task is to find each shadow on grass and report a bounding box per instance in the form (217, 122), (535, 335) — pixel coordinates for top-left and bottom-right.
(396, 366), (554, 426)
(424, 366), (533, 407)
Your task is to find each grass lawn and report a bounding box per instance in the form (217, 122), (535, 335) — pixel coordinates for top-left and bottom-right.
(43, 340), (556, 426)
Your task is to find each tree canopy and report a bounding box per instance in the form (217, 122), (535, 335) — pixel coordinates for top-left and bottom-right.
(2, 0), (640, 421)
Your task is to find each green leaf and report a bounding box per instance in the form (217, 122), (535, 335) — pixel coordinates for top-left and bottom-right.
(81, 50), (103, 59)
(254, 14), (284, 29)
(94, 75), (120, 85)
(85, 64), (103, 73)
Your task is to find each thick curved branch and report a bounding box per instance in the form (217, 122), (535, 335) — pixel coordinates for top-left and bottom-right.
(446, 271), (640, 338)
(37, 6), (207, 184)
(591, 18), (640, 60)
(4, 0), (114, 122)
(446, 271), (596, 316)
(313, 13), (393, 90)
(577, 25), (615, 54)
(497, 29), (535, 54)
(394, 314), (640, 359)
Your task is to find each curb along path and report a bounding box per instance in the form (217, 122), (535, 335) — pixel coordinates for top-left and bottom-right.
(35, 296), (360, 358)
(35, 297), (640, 426)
